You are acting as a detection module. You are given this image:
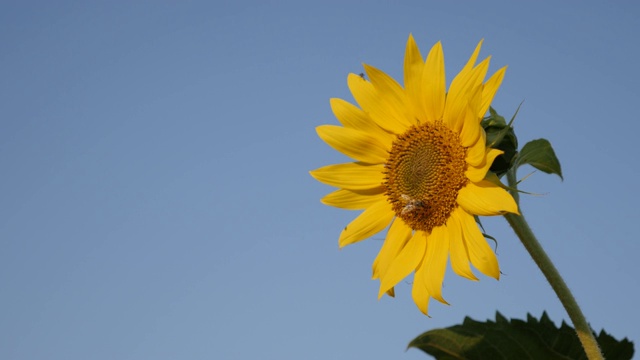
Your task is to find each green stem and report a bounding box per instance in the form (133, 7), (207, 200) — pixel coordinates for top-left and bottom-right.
(504, 170), (603, 360)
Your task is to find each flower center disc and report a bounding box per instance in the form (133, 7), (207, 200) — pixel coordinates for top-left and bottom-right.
(383, 121), (468, 233)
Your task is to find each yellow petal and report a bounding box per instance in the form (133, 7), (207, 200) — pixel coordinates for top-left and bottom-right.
(457, 180), (519, 216)
(442, 89), (465, 132)
(372, 218), (412, 279)
(444, 57), (490, 133)
(316, 125), (390, 164)
(463, 57), (490, 91)
(422, 41), (446, 122)
(470, 58), (490, 91)
(364, 64), (414, 128)
(329, 98), (395, 145)
(411, 260), (431, 316)
(378, 231), (426, 298)
(462, 40), (483, 74)
(442, 39), (482, 129)
(457, 101), (482, 148)
(339, 199), (394, 247)
(459, 210), (500, 279)
(447, 209), (478, 280)
(347, 73), (408, 134)
(465, 148), (503, 183)
(310, 162), (385, 190)
(465, 130), (487, 167)
(403, 34), (426, 122)
(446, 40), (484, 107)
(321, 188), (385, 210)
(422, 226), (450, 304)
(479, 66), (506, 117)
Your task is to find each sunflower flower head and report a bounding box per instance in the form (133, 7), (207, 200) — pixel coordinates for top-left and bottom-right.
(310, 35), (519, 315)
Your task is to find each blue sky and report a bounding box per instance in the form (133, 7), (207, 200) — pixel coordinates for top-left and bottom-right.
(1, 1), (639, 359)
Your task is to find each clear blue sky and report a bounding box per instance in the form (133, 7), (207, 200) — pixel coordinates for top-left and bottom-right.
(1, 1), (639, 359)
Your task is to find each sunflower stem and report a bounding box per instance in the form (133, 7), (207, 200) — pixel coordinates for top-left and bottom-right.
(504, 170), (603, 360)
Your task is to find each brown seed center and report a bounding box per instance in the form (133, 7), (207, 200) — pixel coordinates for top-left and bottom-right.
(383, 121), (468, 232)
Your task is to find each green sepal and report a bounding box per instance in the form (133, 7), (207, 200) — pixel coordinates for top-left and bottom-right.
(408, 312), (634, 360)
(484, 172), (541, 197)
(515, 138), (563, 180)
(482, 107), (519, 178)
(474, 215), (498, 251)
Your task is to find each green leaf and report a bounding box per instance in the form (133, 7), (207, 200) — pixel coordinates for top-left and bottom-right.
(408, 312), (634, 360)
(515, 139), (563, 180)
(595, 329), (636, 360)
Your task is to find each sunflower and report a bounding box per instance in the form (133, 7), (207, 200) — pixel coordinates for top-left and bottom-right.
(310, 35), (519, 315)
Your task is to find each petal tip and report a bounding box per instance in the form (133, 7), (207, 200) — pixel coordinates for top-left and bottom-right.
(417, 307), (430, 317)
(433, 294), (449, 305)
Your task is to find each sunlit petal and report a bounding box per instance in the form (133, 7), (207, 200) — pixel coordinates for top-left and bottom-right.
(422, 226), (450, 304)
(457, 180), (519, 216)
(372, 218), (413, 279)
(347, 73), (407, 134)
(339, 199), (395, 247)
(316, 125), (390, 164)
(465, 131), (487, 167)
(378, 231), (426, 298)
(329, 98), (395, 145)
(310, 162), (385, 190)
(459, 210), (500, 279)
(321, 188), (385, 210)
(404, 34), (426, 122)
(412, 259), (431, 315)
(465, 148), (503, 183)
(447, 209), (478, 280)
(479, 66), (506, 117)
(422, 41), (445, 122)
